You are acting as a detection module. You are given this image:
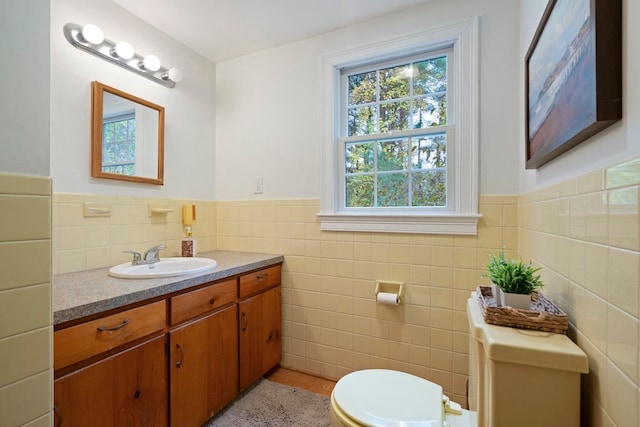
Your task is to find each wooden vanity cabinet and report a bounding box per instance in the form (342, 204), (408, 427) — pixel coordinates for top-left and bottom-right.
(54, 335), (167, 427)
(168, 282), (239, 427)
(54, 263), (282, 427)
(238, 266), (282, 391)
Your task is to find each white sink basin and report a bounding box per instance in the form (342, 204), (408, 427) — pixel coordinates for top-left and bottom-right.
(109, 257), (217, 279)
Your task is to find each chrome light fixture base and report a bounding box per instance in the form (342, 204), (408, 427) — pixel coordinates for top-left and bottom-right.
(63, 23), (181, 88)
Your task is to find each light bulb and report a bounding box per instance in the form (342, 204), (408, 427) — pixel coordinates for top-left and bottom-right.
(140, 55), (161, 72)
(81, 24), (104, 45)
(162, 68), (183, 82)
(112, 41), (134, 60)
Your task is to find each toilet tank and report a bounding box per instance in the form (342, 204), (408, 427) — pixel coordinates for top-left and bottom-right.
(467, 294), (588, 427)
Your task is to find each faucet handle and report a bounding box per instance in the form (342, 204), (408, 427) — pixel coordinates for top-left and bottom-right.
(123, 250), (142, 265)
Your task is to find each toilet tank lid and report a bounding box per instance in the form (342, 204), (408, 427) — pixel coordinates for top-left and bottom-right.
(467, 295), (588, 373)
(333, 369), (443, 426)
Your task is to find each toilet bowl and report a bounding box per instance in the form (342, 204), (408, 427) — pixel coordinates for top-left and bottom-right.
(329, 369), (476, 427)
(329, 291), (589, 427)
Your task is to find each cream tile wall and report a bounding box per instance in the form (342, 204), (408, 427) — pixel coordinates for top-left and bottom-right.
(217, 196), (519, 405)
(519, 157), (640, 427)
(50, 157), (638, 423)
(0, 173), (52, 427)
(52, 194), (217, 274)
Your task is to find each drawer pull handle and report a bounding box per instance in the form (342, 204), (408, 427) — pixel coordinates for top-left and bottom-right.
(176, 344), (184, 368)
(257, 273), (268, 280)
(96, 318), (130, 332)
(209, 298), (216, 305)
(241, 312), (248, 331)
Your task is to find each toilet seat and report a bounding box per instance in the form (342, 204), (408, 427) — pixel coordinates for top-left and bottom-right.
(332, 369), (444, 426)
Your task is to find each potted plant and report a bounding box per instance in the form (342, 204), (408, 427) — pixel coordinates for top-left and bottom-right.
(485, 251), (543, 309)
(484, 251), (507, 306)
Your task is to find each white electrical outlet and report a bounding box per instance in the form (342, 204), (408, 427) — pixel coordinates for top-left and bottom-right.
(254, 176), (263, 194)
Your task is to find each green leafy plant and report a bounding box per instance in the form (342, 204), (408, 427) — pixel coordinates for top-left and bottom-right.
(485, 251), (543, 295)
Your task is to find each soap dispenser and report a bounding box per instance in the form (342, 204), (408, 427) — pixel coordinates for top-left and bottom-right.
(181, 205), (197, 257)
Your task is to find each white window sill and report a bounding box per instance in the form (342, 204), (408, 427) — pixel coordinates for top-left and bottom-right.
(317, 213), (482, 235)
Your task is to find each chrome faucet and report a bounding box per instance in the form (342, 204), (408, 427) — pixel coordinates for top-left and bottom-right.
(143, 245), (166, 264)
(123, 245), (166, 266)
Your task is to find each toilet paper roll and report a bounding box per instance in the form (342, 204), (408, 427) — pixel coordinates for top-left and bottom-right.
(377, 292), (400, 305)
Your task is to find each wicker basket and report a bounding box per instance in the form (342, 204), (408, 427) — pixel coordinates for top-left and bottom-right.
(476, 286), (568, 334)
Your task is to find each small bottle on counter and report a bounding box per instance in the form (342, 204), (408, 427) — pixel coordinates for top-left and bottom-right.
(181, 226), (197, 257)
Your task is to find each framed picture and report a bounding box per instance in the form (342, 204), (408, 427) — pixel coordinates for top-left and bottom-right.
(525, 0), (622, 169)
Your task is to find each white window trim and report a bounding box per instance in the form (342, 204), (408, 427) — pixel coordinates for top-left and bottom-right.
(318, 17), (481, 235)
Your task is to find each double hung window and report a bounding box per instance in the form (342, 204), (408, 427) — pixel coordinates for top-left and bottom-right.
(319, 18), (480, 235)
(341, 50), (452, 210)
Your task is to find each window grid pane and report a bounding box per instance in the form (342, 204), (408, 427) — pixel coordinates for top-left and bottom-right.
(346, 175), (375, 207)
(412, 170), (446, 207)
(348, 105), (377, 136)
(379, 64), (410, 101)
(348, 71), (377, 105)
(378, 172), (409, 207)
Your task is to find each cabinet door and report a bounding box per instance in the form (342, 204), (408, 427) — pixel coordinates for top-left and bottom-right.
(239, 286), (282, 391)
(169, 305), (239, 427)
(54, 335), (167, 427)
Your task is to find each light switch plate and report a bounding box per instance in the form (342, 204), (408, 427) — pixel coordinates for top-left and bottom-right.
(254, 176), (263, 194)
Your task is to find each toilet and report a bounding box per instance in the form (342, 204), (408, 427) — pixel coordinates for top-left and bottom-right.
(330, 369), (476, 427)
(330, 292), (589, 427)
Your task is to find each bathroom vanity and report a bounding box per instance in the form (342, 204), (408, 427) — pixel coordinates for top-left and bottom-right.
(52, 251), (283, 427)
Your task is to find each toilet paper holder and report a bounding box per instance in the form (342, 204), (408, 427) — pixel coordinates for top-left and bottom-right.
(375, 280), (405, 304)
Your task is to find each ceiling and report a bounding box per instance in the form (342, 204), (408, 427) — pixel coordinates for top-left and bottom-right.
(112, 0), (433, 63)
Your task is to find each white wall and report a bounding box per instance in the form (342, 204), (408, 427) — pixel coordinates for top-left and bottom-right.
(519, 0), (638, 193)
(215, 0), (521, 200)
(51, 0), (217, 200)
(0, 3), (52, 426)
(0, 0), (50, 176)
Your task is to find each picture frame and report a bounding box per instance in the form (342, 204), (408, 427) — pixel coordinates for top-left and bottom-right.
(525, 0), (621, 169)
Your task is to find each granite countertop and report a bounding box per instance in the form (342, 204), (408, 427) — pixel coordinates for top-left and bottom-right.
(53, 250), (284, 325)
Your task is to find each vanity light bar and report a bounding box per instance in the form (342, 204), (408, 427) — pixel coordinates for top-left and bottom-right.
(63, 23), (182, 88)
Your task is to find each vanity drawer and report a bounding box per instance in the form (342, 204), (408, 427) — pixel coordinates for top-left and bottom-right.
(54, 300), (166, 370)
(239, 265), (281, 298)
(170, 278), (237, 325)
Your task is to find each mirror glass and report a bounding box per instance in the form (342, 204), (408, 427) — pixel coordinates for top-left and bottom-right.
(91, 81), (164, 185)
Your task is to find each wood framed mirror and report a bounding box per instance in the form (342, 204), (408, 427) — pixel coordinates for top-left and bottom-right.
(91, 81), (165, 185)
